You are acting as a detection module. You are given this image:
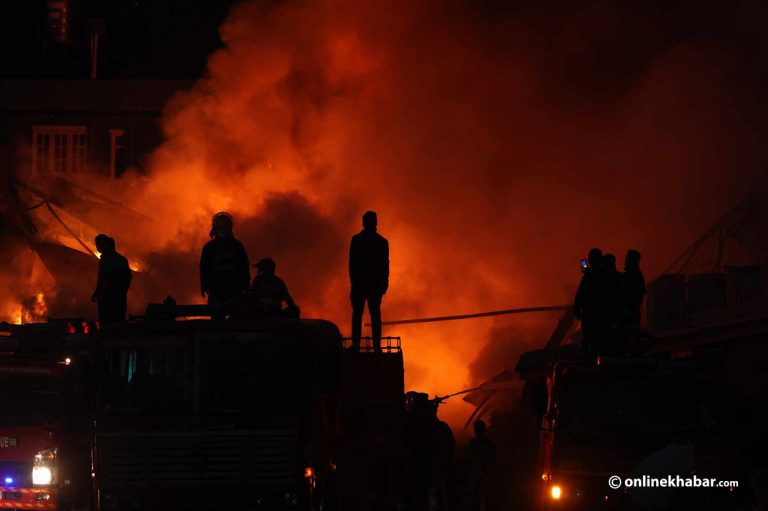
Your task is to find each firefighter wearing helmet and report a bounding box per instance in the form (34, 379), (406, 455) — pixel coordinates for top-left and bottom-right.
(199, 212), (250, 305)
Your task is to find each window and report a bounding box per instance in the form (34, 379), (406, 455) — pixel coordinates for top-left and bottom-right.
(109, 129), (125, 178)
(32, 126), (87, 174)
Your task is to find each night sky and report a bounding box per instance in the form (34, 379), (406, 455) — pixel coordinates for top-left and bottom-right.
(0, 0), (241, 79)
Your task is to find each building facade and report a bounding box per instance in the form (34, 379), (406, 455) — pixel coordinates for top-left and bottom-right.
(0, 79), (191, 199)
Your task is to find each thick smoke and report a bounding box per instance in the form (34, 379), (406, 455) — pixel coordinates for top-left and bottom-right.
(9, 0), (768, 431)
(118, 0), (768, 430)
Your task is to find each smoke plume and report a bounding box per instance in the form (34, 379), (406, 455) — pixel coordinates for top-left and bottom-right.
(9, 0), (768, 431)
(128, 0), (768, 429)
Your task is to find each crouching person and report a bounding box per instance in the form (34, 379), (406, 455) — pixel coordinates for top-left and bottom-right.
(250, 258), (299, 318)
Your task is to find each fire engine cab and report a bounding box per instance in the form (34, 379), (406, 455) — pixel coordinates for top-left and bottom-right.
(0, 320), (93, 511)
(90, 302), (405, 511)
(0, 302), (407, 511)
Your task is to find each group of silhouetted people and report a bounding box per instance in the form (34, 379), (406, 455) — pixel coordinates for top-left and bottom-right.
(198, 212), (299, 320)
(573, 247), (646, 358)
(93, 210), (389, 344)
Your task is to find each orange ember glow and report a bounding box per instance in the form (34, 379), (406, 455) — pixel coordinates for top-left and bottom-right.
(19, 293), (48, 325)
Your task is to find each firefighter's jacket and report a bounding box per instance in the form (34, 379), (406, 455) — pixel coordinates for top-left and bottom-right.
(199, 236), (250, 296)
(96, 250), (132, 303)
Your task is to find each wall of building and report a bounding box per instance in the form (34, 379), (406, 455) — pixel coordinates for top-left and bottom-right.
(0, 79), (191, 181)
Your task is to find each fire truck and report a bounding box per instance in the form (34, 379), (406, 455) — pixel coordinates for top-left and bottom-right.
(90, 302), (404, 511)
(538, 357), (702, 509)
(0, 320), (93, 511)
(529, 309), (768, 511)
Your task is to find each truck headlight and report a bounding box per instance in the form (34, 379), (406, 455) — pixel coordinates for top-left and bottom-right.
(32, 449), (56, 485)
(32, 466), (53, 485)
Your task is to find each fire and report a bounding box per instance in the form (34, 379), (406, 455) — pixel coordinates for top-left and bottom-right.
(3, 0), (764, 433)
(95, 252), (142, 272)
(20, 293), (49, 324)
(106, 0), (762, 431)
(34, 293), (47, 317)
(0, 301), (27, 326)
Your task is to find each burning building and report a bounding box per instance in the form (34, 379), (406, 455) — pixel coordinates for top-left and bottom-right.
(2, 0), (768, 430)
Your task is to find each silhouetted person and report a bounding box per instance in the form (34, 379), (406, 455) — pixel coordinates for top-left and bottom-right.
(573, 248), (603, 358)
(620, 249), (646, 327)
(199, 212), (250, 306)
(250, 258), (299, 318)
(601, 253), (616, 271)
(598, 253), (623, 356)
(469, 420), (496, 511)
(91, 234), (131, 324)
(403, 392), (433, 511)
(620, 249), (646, 355)
(429, 410), (454, 511)
(349, 211), (389, 351)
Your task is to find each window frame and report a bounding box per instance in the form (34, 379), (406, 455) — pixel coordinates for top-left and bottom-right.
(32, 125), (87, 174)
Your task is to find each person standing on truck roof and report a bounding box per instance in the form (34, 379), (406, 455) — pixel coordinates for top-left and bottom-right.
(92, 234), (132, 324)
(573, 247), (604, 359)
(620, 249), (646, 326)
(597, 253), (622, 356)
(619, 249), (646, 355)
(199, 212), (250, 306)
(601, 253), (621, 308)
(249, 257), (299, 318)
(349, 210), (389, 351)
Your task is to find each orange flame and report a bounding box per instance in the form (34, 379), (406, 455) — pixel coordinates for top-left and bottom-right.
(20, 293), (48, 324)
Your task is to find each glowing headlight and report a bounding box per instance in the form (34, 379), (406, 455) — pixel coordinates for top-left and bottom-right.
(550, 485), (562, 500)
(32, 449), (56, 485)
(32, 466), (53, 485)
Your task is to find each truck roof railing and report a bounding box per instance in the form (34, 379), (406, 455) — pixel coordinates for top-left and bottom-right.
(341, 336), (401, 353)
